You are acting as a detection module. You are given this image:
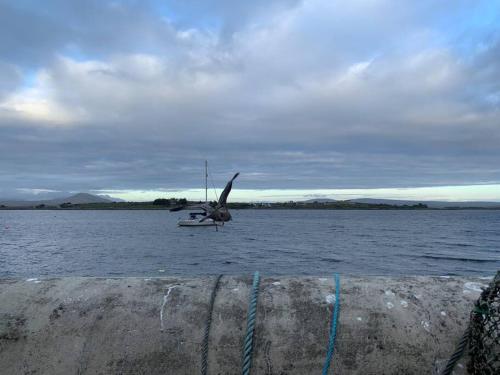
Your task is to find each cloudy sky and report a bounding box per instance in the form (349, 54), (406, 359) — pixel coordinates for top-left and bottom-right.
(1, 0), (500, 202)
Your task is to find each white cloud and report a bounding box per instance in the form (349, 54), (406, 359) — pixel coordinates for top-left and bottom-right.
(0, 0), (499, 198)
(0, 74), (78, 126)
(16, 188), (61, 195)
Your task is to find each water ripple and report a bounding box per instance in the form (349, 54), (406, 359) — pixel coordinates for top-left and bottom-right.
(1, 209), (499, 276)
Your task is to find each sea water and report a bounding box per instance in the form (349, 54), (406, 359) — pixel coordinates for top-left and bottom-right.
(1, 209), (499, 277)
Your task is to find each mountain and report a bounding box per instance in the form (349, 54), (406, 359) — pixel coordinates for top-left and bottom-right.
(348, 198), (500, 208)
(0, 193), (113, 207)
(46, 193), (113, 205)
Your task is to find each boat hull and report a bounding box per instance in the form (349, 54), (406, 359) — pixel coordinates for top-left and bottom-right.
(177, 219), (221, 227)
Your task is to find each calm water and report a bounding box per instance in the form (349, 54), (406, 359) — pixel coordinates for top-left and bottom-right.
(0, 209), (499, 277)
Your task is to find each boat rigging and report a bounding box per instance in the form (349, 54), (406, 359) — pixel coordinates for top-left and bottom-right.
(171, 162), (239, 227)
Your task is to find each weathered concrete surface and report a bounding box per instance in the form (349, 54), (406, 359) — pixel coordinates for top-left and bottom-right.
(0, 276), (491, 374)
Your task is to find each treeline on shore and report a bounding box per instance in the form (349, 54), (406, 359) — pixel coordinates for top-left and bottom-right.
(2, 198), (499, 210)
(0, 199), (436, 210)
(227, 201), (430, 210)
(1, 198), (184, 210)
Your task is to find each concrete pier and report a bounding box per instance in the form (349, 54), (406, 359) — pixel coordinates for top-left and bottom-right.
(0, 276), (491, 374)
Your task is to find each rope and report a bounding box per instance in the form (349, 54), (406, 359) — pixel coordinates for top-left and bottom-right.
(441, 326), (470, 375)
(201, 274), (223, 375)
(241, 271), (261, 375)
(208, 166), (219, 202)
(322, 273), (341, 375)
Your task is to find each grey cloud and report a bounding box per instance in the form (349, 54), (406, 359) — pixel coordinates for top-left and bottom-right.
(0, 0), (499, 199)
(166, 0), (302, 36)
(0, 61), (21, 99)
(0, 2), (67, 66)
(0, 1), (194, 68)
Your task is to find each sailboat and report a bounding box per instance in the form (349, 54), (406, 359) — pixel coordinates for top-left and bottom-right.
(174, 161), (239, 227)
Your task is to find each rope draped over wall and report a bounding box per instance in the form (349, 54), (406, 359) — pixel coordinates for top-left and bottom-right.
(441, 327), (471, 375)
(241, 271), (261, 375)
(200, 272), (342, 375)
(201, 274), (223, 375)
(322, 273), (341, 375)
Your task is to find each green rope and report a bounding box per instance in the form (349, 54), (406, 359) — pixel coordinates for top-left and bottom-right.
(201, 274), (223, 375)
(322, 273), (341, 375)
(241, 271), (261, 375)
(441, 326), (470, 375)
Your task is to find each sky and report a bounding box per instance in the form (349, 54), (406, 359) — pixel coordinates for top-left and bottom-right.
(1, 0), (500, 202)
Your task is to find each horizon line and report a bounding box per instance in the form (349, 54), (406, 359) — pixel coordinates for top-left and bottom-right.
(6, 183), (500, 203)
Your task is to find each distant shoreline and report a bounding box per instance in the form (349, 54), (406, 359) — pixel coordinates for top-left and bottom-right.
(1, 201), (500, 210)
(3, 193), (499, 210)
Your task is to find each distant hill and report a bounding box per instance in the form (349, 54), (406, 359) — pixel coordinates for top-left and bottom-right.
(302, 198), (337, 203)
(0, 193), (113, 207)
(48, 193), (113, 205)
(349, 198), (500, 208)
(97, 194), (125, 202)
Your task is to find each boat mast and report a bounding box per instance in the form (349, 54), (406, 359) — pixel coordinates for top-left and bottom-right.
(205, 160), (208, 203)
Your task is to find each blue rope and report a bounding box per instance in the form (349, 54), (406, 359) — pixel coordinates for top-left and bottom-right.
(322, 273), (341, 375)
(241, 271), (261, 375)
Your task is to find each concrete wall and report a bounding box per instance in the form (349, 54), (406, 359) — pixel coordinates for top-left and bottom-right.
(0, 276), (490, 374)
